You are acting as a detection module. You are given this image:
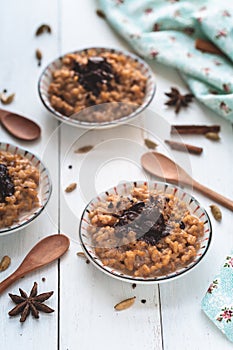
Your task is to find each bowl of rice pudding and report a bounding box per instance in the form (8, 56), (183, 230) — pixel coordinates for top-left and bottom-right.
(79, 181), (212, 283)
(0, 143), (52, 236)
(38, 47), (155, 129)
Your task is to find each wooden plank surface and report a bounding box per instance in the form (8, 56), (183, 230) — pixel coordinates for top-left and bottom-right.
(144, 62), (233, 350)
(59, 2), (162, 349)
(0, 0), (60, 349)
(0, 0), (233, 349)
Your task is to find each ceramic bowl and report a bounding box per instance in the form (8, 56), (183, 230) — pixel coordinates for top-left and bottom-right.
(0, 142), (52, 236)
(79, 181), (212, 284)
(38, 47), (155, 129)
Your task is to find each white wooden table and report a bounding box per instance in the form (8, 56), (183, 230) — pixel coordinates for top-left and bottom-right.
(1, 1), (233, 349)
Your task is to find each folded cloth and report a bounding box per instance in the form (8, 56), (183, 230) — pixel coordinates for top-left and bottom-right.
(201, 253), (233, 342)
(99, 0), (233, 122)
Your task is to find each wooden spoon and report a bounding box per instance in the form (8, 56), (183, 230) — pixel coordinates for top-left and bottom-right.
(0, 234), (70, 294)
(0, 109), (41, 141)
(141, 151), (233, 211)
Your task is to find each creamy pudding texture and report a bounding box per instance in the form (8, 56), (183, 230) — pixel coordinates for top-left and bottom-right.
(87, 185), (205, 278)
(0, 151), (40, 228)
(48, 49), (147, 122)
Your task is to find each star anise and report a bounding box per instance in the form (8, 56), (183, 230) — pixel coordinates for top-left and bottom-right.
(164, 87), (194, 114)
(8, 282), (54, 322)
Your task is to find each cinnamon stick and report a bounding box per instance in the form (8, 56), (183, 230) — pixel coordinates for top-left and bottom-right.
(165, 140), (203, 155)
(171, 125), (221, 135)
(195, 38), (224, 56)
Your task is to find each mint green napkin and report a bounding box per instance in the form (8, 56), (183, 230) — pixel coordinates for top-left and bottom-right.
(202, 253), (233, 342)
(99, 0), (233, 122)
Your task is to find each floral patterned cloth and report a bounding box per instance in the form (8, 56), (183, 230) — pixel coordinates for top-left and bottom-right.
(98, 0), (233, 122)
(202, 254), (233, 342)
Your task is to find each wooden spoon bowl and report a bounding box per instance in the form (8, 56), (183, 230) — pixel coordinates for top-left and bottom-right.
(0, 234), (70, 294)
(141, 151), (233, 211)
(0, 109), (41, 141)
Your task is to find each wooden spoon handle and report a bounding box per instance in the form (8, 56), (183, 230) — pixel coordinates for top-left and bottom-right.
(193, 180), (233, 211)
(0, 271), (22, 295)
